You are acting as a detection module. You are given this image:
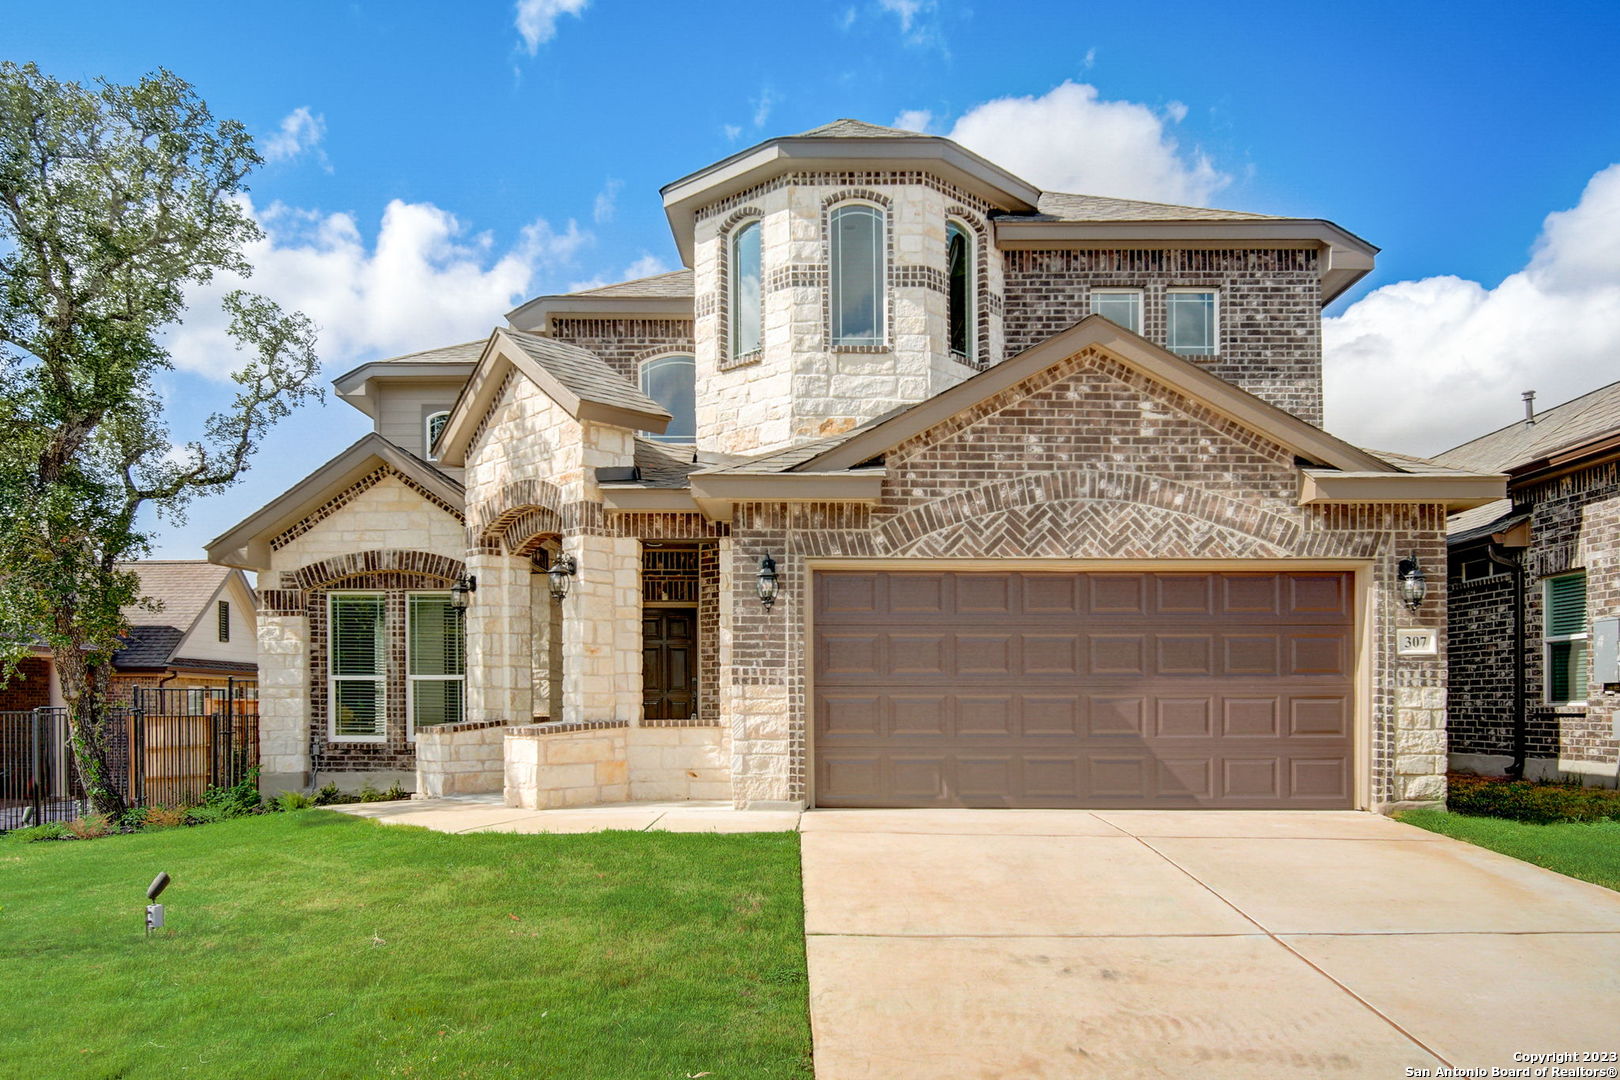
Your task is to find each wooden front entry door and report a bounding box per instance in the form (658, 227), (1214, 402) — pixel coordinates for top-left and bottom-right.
(643, 608), (698, 720)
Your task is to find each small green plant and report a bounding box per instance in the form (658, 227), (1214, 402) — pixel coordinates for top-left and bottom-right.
(313, 783), (360, 805)
(381, 783), (408, 801)
(1447, 772), (1620, 824)
(274, 790), (315, 812)
(119, 806), (149, 831)
(201, 766), (263, 818)
(65, 813), (113, 839)
(185, 804), (225, 825)
(6, 822), (71, 842)
(357, 782), (384, 803)
(144, 805), (190, 829)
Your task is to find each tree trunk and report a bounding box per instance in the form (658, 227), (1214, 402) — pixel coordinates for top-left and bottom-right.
(53, 644), (129, 819)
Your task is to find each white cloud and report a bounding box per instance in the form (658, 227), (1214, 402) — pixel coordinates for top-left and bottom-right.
(878, 0), (931, 33)
(877, 0), (945, 50)
(514, 0), (589, 54)
(891, 109), (934, 134)
(166, 197), (590, 376)
(593, 178), (622, 224)
(566, 253), (673, 294)
(752, 88), (778, 129)
(1082, 47), (1097, 69)
(722, 123), (743, 142)
(1324, 163), (1620, 455)
(262, 107), (328, 169)
(941, 82), (1228, 205)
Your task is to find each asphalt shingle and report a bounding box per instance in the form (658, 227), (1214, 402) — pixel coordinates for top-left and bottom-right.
(500, 329), (670, 419)
(1435, 380), (1620, 473)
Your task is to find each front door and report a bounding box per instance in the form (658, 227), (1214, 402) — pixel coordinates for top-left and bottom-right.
(643, 607), (697, 720)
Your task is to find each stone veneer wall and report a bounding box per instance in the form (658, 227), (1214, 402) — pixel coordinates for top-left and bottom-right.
(720, 345), (1449, 809)
(1002, 249), (1325, 427)
(415, 719), (507, 797)
(503, 720), (730, 809)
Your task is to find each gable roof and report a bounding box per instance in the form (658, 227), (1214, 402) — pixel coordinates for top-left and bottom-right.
(111, 561), (252, 671)
(331, 340), (484, 418)
(1435, 379), (1620, 476)
(792, 315), (1399, 476)
(206, 432), (464, 571)
(436, 328), (671, 466)
(796, 118), (921, 139)
(1021, 191), (1283, 224)
(507, 270), (694, 330)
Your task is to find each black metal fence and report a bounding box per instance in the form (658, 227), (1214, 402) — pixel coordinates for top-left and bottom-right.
(0, 682), (258, 830)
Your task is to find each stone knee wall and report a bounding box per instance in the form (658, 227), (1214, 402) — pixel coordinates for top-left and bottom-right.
(416, 720), (507, 797)
(629, 724), (731, 801)
(504, 722), (629, 809)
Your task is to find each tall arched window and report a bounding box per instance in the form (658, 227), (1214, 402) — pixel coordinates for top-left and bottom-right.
(640, 354), (696, 443)
(424, 410), (450, 460)
(946, 221), (973, 361)
(830, 204), (885, 346)
(730, 220), (762, 358)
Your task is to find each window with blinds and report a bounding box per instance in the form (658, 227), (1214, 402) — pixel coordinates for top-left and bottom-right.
(330, 593), (387, 740)
(1544, 572), (1588, 705)
(407, 593), (465, 737)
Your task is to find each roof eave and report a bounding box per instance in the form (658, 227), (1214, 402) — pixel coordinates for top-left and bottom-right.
(1298, 470), (1508, 511)
(685, 470), (887, 523)
(329, 361), (479, 419)
(506, 294), (693, 332)
(661, 138), (1041, 266)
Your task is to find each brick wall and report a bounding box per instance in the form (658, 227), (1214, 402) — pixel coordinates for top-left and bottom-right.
(0, 658), (51, 711)
(1445, 559), (1517, 759)
(548, 318), (693, 384)
(1002, 249), (1324, 426)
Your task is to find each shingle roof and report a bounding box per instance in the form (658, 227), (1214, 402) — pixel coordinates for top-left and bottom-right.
(500, 329), (669, 418)
(367, 340), (486, 366)
(1435, 380), (1620, 474)
(1006, 191), (1282, 224)
(627, 439), (749, 488)
(567, 269), (694, 299)
(796, 118), (922, 139)
(112, 561), (237, 670)
(1359, 449), (1482, 476)
(1446, 498), (1524, 543)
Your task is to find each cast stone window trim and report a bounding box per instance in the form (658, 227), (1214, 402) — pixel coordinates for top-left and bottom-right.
(1166, 287), (1220, 355)
(639, 353), (696, 443)
(828, 201), (887, 348)
(945, 218), (974, 362)
(1090, 287), (1144, 335)
(1543, 571), (1589, 706)
(730, 218), (762, 360)
(405, 591), (466, 742)
(424, 410), (450, 460)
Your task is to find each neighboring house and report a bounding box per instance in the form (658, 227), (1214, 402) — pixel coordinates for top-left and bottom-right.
(1438, 382), (1620, 787)
(207, 119), (1504, 810)
(0, 561), (259, 711)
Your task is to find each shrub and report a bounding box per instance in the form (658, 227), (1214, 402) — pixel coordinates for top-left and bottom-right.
(1447, 772), (1620, 824)
(357, 783), (384, 803)
(312, 783), (351, 805)
(273, 790), (315, 812)
(201, 766), (263, 818)
(185, 804), (225, 825)
(6, 822), (71, 842)
(144, 806), (190, 829)
(65, 813), (113, 839)
(381, 782), (408, 802)
(119, 806), (149, 831)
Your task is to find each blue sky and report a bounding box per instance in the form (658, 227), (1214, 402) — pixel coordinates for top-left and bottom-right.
(10, 0), (1620, 557)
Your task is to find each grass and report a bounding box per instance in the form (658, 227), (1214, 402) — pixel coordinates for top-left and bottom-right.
(0, 811), (812, 1079)
(1398, 807), (1620, 892)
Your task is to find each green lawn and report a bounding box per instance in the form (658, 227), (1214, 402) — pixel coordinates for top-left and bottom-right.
(0, 811), (812, 1079)
(1398, 808), (1620, 892)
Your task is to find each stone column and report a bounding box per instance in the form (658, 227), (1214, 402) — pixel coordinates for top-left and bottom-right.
(256, 611), (311, 795)
(560, 533), (641, 725)
(464, 551), (533, 724)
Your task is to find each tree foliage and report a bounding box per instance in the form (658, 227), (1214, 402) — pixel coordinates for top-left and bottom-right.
(0, 62), (321, 814)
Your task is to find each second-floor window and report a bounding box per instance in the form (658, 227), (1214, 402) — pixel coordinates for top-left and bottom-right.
(1091, 288), (1143, 334)
(425, 410), (450, 460)
(731, 220), (762, 357)
(640, 354), (696, 442)
(1167, 288), (1219, 355)
(1545, 572), (1588, 705)
(830, 204), (885, 346)
(946, 221), (973, 361)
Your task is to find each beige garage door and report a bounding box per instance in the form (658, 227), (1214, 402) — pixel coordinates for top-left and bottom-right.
(813, 570), (1356, 809)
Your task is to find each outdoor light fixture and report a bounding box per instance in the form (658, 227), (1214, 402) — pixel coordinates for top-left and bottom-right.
(146, 872), (170, 935)
(450, 574), (477, 610)
(547, 554), (577, 601)
(1398, 555), (1427, 611)
(756, 553), (779, 610)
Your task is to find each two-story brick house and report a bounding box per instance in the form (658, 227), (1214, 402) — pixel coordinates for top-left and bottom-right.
(206, 119), (1504, 811)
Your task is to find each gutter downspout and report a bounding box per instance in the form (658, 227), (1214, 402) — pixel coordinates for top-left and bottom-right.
(1484, 542), (1527, 776)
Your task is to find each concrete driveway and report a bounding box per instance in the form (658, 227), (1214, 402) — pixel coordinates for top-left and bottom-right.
(801, 809), (1620, 1079)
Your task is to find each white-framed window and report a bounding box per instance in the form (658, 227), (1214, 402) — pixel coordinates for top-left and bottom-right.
(730, 220), (762, 358)
(407, 592), (465, 740)
(329, 592), (387, 742)
(1166, 288), (1219, 355)
(829, 203), (885, 346)
(639, 354), (696, 443)
(945, 219), (974, 361)
(424, 410), (450, 460)
(1091, 288), (1143, 334)
(1544, 572), (1589, 705)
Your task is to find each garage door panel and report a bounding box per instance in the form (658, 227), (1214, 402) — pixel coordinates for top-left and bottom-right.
(813, 571), (1355, 809)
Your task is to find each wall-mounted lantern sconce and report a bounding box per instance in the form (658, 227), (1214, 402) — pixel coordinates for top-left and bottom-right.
(450, 574), (477, 610)
(547, 554), (577, 601)
(1398, 555), (1427, 612)
(757, 553), (779, 610)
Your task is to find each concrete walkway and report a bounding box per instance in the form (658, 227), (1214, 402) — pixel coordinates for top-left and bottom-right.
(801, 809), (1620, 1080)
(328, 794), (802, 834)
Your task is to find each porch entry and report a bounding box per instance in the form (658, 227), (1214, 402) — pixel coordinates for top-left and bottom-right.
(641, 545), (703, 722)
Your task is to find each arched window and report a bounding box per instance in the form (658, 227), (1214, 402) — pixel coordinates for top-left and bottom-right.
(946, 220), (973, 361)
(730, 220), (762, 358)
(640, 354), (696, 443)
(424, 410), (450, 460)
(829, 204), (885, 346)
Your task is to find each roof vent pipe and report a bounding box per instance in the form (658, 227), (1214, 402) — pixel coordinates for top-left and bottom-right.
(1522, 390), (1537, 427)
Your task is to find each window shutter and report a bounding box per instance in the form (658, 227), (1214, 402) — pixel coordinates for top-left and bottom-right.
(1547, 574), (1587, 637)
(217, 600), (230, 642)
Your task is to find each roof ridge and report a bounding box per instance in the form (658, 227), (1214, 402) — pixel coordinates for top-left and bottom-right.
(1040, 189), (1280, 218)
(1437, 376), (1620, 457)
